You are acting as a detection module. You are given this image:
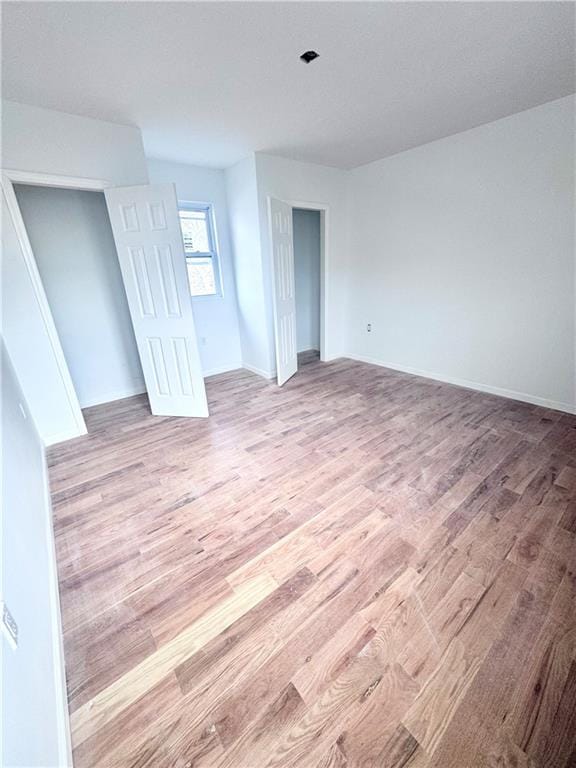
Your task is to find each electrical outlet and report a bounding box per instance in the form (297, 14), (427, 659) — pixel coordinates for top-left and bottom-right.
(367, 323), (372, 333)
(2, 602), (18, 649)
(200, 336), (207, 346)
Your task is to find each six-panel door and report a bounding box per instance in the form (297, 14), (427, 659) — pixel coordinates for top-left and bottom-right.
(104, 183), (208, 417)
(269, 197), (297, 386)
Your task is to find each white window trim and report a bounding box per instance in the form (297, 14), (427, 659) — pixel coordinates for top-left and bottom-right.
(178, 201), (223, 299)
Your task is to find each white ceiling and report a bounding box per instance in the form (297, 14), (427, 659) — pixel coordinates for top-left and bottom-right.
(2, 2), (575, 169)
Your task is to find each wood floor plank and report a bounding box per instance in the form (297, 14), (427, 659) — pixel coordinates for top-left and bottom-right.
(214, 683), (307, 768)
(402, 638), (484, 755)
(313, 743), (349, 768)
(263, 640), (394, 767)
(504, 620), (576, 764)
(210, 553), (401, 750)
(291, 612), (376, 706)
(70, 572), (278, 746)
(337, 663), (419, 768)
(46, 357), (575, 767)
(398, 570), (486, 685)
(536, 659), (576, 768)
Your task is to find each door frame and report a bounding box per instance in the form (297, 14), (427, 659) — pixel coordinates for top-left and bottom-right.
(269, 197), (329, 368)
(1, 168), (112, 440)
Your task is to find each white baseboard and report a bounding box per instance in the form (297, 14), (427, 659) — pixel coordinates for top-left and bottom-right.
(203, 362), (243, 378)
(345, 352), (576, 415)
(242, 362), (277, 380)
(79, 381), (147, 409)
(41, 448), (73, 766)
(44, 424), (87, 446)
(44, 383), (147, 444)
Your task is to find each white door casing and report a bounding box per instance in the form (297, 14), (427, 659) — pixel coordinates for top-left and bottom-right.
(269, 197), (297, 386)
(105, 183), (208, 417)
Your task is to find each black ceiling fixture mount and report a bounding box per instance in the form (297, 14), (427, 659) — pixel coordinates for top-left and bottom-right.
(300, 50), (319, 64)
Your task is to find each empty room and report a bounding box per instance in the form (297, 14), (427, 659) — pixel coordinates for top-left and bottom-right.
(1, 2), (575, 767)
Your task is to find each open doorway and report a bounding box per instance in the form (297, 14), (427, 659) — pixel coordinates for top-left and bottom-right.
(292, 208), (321, 369)
(268, 197), (327, 386)
(14, 184), (146, 416)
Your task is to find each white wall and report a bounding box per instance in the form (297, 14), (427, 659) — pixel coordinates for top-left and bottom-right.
(2, 101), (147, 184)
(1, 100), (149, 443)
(147, 158), (242, 376)
(346, 96), (575, 412)
(254, 152), (349, 374)
(293, 208), (320, 352)
(14, 185), (145, 407)
(225, 155), (273, 377)
(1, 343), (71, 768)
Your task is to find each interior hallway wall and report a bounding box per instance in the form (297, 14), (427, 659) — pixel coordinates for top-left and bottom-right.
(147, 158), (242, 376)
(293, 209), (320, 352)
(14, 185), (145, 408)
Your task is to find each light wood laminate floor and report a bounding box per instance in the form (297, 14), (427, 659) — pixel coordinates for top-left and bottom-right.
(48, 355), (576, 768)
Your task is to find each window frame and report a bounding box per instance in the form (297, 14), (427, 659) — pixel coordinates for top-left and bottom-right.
(178, 201), (223, 299)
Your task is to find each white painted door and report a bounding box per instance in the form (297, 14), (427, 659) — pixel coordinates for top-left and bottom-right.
(104, 183), (208, 417)
(269, 198), (297, 386)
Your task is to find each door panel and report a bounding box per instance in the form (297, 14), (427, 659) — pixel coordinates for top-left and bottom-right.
(105, 183), (208, 417)
(269, 198), (297, 386)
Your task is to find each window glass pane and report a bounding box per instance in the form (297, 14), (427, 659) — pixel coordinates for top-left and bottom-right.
(179, 209), (210, 253)
(186, 257), (216, 296)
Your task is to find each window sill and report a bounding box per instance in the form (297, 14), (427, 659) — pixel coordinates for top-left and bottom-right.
(191, 293), (223, 301)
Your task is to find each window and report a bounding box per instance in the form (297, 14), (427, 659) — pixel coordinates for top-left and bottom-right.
(178, 203), (221, 296)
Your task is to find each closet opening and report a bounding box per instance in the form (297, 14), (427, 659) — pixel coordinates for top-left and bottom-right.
(13, 183), (145, 434)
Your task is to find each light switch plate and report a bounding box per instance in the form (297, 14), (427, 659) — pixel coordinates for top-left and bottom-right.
(2, 602), (18, 649)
